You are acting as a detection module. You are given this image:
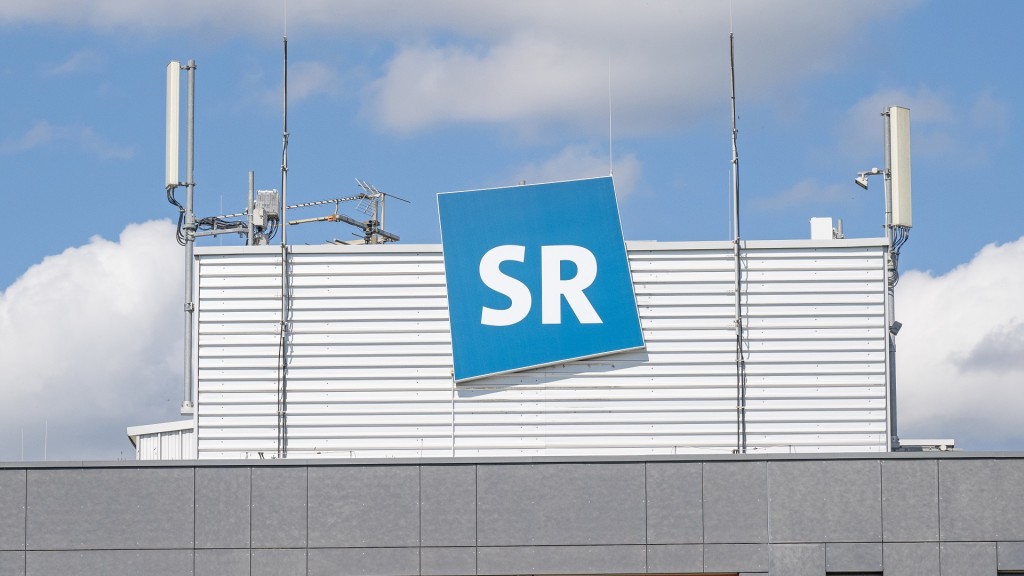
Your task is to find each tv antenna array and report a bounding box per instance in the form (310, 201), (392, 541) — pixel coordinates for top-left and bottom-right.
(164, 57), (409, 417)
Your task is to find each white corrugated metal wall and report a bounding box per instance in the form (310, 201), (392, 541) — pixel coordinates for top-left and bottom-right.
(193, 239), (888, 459)
(128, 422), (197, 460)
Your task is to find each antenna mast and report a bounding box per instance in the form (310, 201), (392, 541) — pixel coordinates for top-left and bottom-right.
(729, 24), (747, 453)
(281, 35), (289, 245)
(165, 59), (198, 415)
(277, 32), (291, 458)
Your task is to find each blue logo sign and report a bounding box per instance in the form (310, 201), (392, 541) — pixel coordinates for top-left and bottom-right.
(438, 177), (644, 382)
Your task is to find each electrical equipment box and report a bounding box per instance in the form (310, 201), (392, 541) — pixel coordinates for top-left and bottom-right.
(810, 217), (834, 240)
(255, 190), (280, 218)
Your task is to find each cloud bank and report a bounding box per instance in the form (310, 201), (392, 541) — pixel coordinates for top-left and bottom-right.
(896, 235), (1024, 449)
(514, 144), (642, 200)
(0, 220), (182, 461)
(1, 221), (1021, 459)
(1, 0), (914, 138)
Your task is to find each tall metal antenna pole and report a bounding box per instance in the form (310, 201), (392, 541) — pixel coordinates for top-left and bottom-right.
(281, 37), (289, 246)
(182, 59), (197, 415)
(247, 171), (255, 246)
(882, 109), (898, 449)
(729, 30), (747, 453)
(277, 35), (290, 458)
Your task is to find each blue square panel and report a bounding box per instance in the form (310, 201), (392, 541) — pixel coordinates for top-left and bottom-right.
(438, 177), (644, 382)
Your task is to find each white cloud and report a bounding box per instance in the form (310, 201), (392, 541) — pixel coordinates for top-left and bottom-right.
(0, 220), (183, 460)
(44, 50), (102, 76)
(369, 35), (607, 134)
(843, 86), (1011, 166)
(514, 144), (641, 200)
(1, 0), (916, 136)
(0, 120), (133, 160)
(364, 1), (904, 136)
(896, 235), (1024, 450)
(263, 60), (339, 106)
(290, 61), (338, 101)
(752, 179), (853, 211)
(0, 121), (55, 154)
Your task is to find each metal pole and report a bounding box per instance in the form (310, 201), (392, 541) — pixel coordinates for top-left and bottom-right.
(729, 32), (746, 453)
(277, 36), (290, 457)
(181, 60), (196, 415)
(379, 195), (386, 244)
(281, 36), (289, 246)
(883, 109), (898, 449)
(247, 171), (254, 246)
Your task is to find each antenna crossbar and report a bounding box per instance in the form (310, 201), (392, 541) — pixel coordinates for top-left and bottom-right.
(287, 194), (369, 210)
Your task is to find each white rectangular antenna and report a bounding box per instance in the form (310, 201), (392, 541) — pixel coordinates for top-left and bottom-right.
(888, 105), (912, 227)
(165, 61), (181, 188)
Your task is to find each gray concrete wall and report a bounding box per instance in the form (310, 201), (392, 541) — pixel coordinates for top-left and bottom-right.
(2, 453), (1023, 575)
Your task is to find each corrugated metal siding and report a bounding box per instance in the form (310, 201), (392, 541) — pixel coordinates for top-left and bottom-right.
(133, 427), (196, 460)
(194, 240), (888, 459)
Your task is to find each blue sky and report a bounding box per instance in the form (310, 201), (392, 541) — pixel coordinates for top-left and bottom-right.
(1, 1), (1023, 459)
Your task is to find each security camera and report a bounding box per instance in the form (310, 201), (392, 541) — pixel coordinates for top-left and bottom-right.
(855, 167), (883, 190)
(889, 320), (902, 335)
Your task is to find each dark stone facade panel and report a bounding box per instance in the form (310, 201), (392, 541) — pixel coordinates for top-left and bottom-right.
(477, 544), (646, 575)
(646, 544), (702, 574)
(940, 541), (996, 576)
(883, 542), (939, 576)
(882, 459), (938, 541)
(477, 463), (645, 546)
(250, 548), (306, 576)
(421, 465), (476, 547)
(768, 543), (823, 576)
(704, 461), (767, 544)
(307, 465), (419, 548)
(825, 542), (883, 572)
(0, 470), (25, 551)
(251, 467), (307, 548)
(308, 547), (419, 576)
(645, 462), (703, 544)
(0, 551), (24, 576)
(421, 546), (476, 576)
(940, 459), (1024, 541)
(196, 467), (250, 549)
(767, 460), (881, 543)
(195, 549), (249, 576)
(26, 468), (194, 550)
(703, 543), (767, 573)
(27, 550), (194, 576)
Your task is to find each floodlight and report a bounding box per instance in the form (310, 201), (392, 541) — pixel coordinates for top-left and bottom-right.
(854, 167), (883, 190)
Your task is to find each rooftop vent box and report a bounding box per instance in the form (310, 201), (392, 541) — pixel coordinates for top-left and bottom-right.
(810, 217), (834, 240)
